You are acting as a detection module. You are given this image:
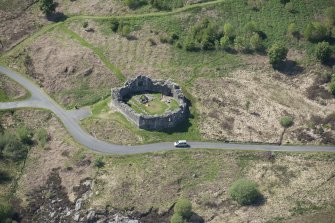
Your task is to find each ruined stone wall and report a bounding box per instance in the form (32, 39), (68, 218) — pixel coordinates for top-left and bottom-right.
(110, 75), (188, 131)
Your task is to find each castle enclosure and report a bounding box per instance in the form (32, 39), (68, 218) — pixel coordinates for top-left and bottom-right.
(110, 75), (188, 131)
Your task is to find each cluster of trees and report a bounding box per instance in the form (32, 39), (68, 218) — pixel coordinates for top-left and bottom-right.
(124, 0), (183, 10)
(161, 19), (266, 53)
(170, 199), (192, 223)
(183, 19), (222, 51)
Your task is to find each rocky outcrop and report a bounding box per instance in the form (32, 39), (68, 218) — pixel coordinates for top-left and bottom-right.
(110, 75), (188, 131)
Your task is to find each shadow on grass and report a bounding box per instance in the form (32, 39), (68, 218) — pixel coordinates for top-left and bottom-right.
(46, 12), (68, 22)
(0, 170), (12, 184)
(189, 212), (205, 223)
(276, 60), (304, 76)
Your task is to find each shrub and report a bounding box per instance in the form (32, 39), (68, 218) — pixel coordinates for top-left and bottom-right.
(110, 18), (119, 32)
(174, 199), (192, 219)
(250, 33), (263, 51)
(124, 0), (147, 9)
(228, 179), (262, 205)
(326, 6), (335, 25)
(220, 36), (230, 49)
(121, 25), (131, 37)
(244, 22), (258, 36)
(3, 136), (28, 160)
(280, 116), (294, 128)
(304, 22), (328, 42)
(330, 81), (335, 96)
(288, 23), (299, 37)
(36, 128), (49, 147)
(223, 23), (234, 38)
(285, 2), (294, 13)
(150, 0), (183, 10)
(170, 213), (185, 223)
(280, 0), (289, 4)
(268, 43), (288, 68)
(234, 35), (251, 53)
(94, 156), (105, 168)
(315, 41), (332, 64)
(82, 21), (88, 28)
(0, 202), (13, 222)
(17, 126), (33, 145)
(39, 0), (56, 15)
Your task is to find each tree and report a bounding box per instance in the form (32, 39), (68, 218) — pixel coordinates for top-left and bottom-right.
(288, 23), (299, 38)
(244, 22), (258, 36)
(228, 179), (262, 205)
(315, 41), (332, 64)
(39, 0), (56, 16)
(280, 116), (294, 128)
(325, 6), (335, 25)
(285, 2), (294, 13)
(268, 43), (288, 68)
(17, 126), (33, 145)
(304, 22), (328, 42)
(250, 33), (263, 51)
(174, 199), (192, 219)
(170, 214), (185, 223)
(220, 36), (230, 49)
(224, 23), (234, 38)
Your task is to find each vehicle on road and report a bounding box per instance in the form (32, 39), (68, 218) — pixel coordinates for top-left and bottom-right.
(174, 140), (190, 147)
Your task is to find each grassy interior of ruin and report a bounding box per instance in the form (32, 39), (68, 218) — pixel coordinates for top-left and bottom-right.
(81, 96), (201, 145)
(126, 93), (180, 115)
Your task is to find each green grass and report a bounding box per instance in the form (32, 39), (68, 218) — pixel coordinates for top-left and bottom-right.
(0, 89), (9, 102)
(127, 93), (180, 115)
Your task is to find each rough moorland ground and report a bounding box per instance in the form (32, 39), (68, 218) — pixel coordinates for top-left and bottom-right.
(5, 28), (121, 108)
(0, 73), (29, 101)
(0, 0), (47, 52)
(0, 109), (95, 221)
(89, 150), (335, 223)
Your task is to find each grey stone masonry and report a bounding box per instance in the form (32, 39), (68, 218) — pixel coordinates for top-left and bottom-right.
(110, 75), (188, 131)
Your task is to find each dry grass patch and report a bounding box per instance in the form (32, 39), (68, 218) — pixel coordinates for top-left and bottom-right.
(0, 74), (29, 101)
(192, 64), (335, 145)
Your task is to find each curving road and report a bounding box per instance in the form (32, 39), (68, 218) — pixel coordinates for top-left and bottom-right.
(1, 66), (335, 154)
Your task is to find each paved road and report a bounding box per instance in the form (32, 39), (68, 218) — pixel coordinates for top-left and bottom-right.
(1, 66), (335, 154)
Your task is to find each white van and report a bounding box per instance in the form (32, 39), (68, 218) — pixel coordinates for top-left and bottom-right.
(174, 140), (189, 147)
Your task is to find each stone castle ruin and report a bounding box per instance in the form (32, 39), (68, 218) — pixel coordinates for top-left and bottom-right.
(110, 75), (188, 131)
